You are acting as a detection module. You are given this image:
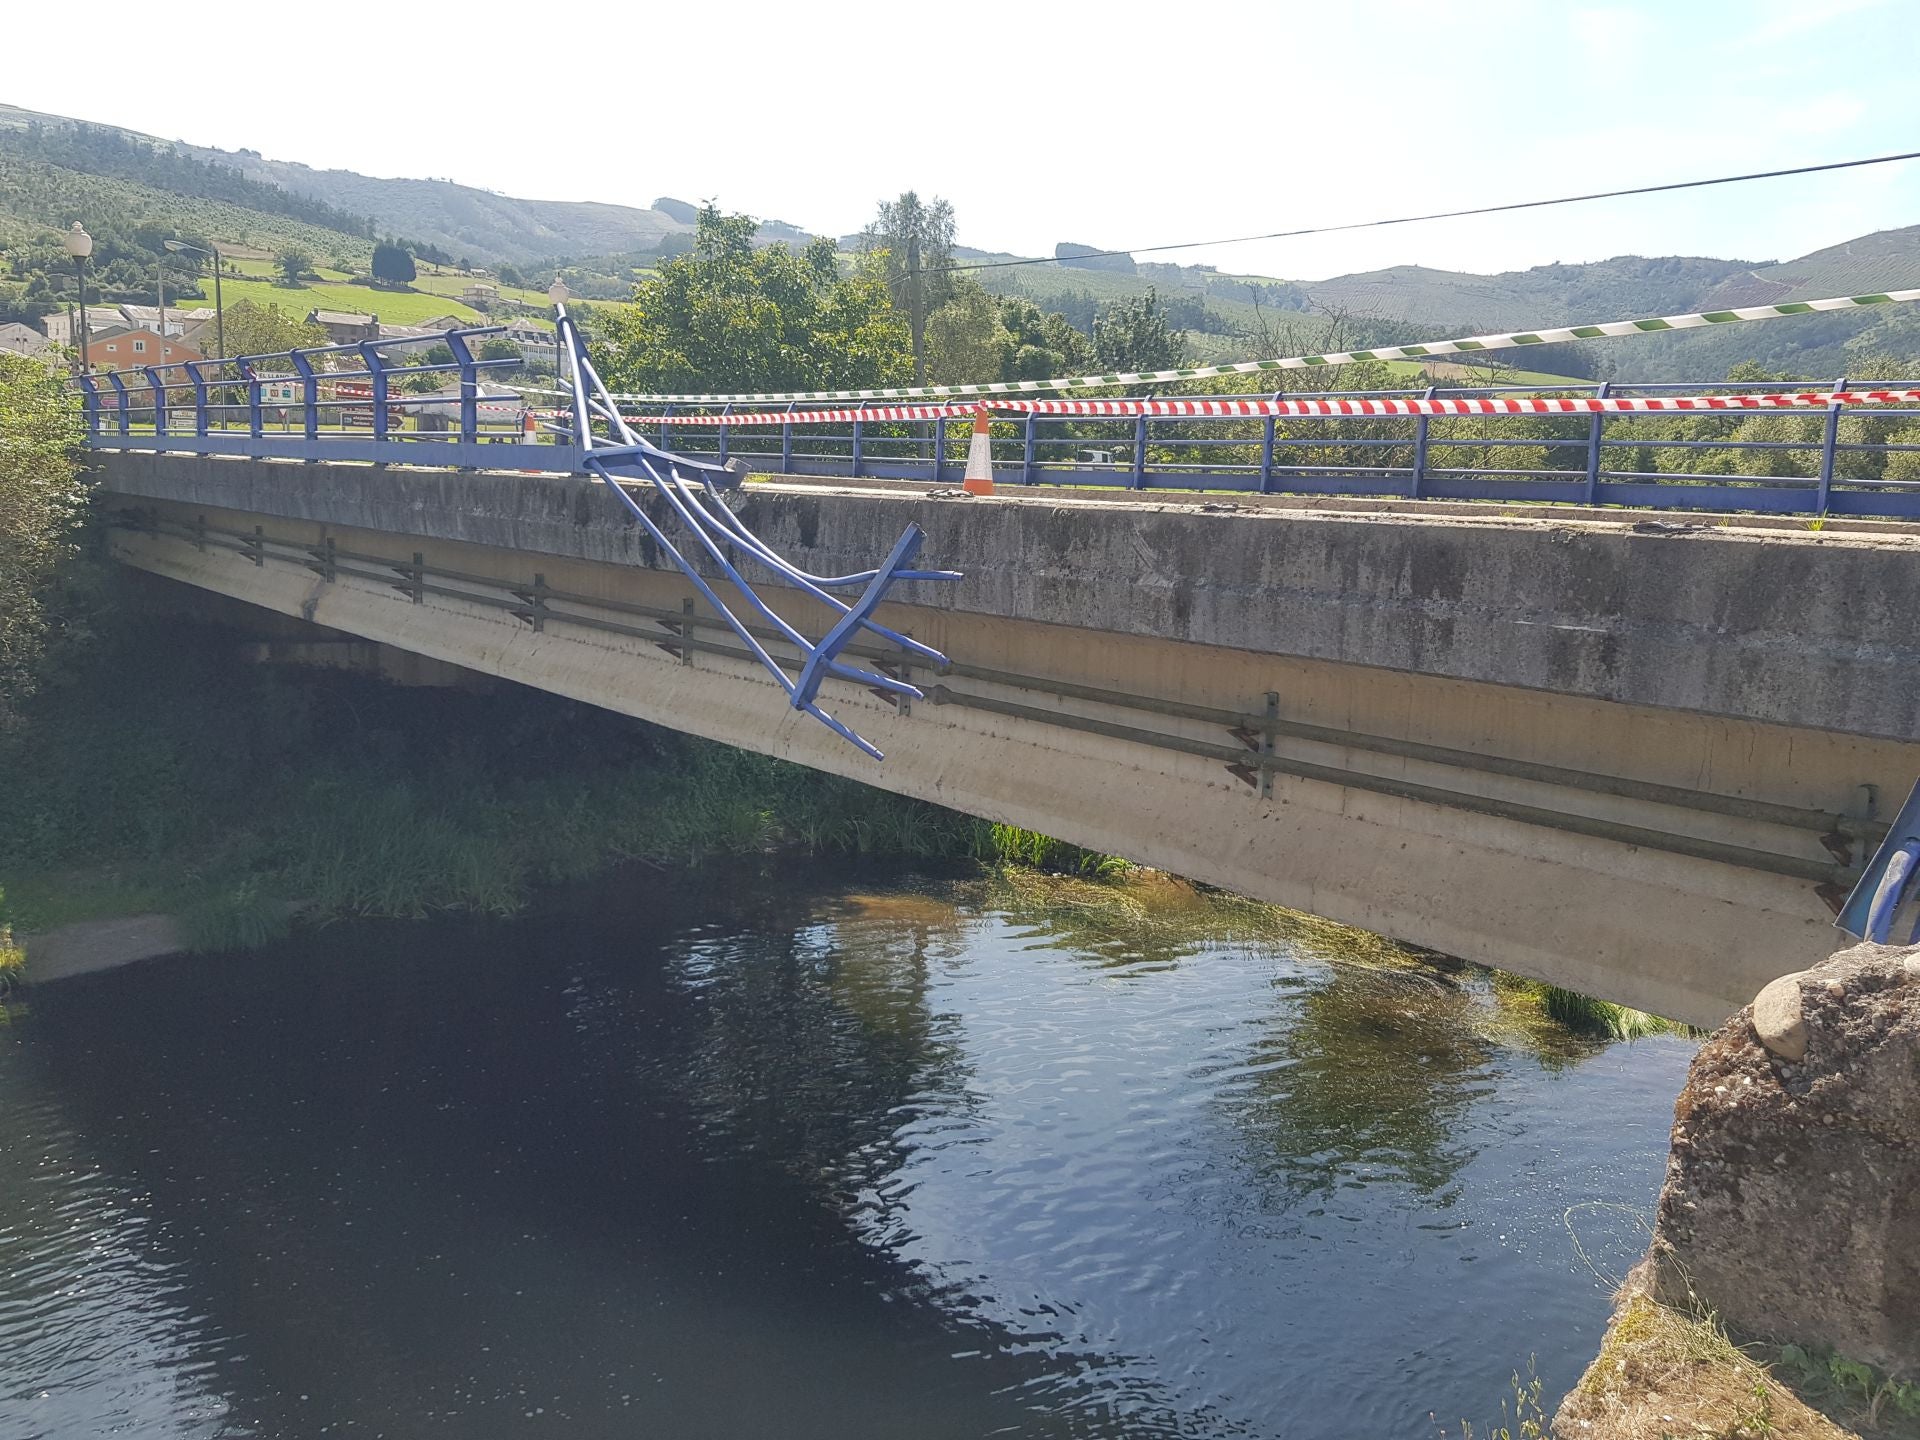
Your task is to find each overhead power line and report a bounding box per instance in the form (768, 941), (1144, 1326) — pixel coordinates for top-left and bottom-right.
(936, 147), (1920, 275)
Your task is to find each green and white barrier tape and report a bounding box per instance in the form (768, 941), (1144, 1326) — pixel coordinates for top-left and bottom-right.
(616, 288), (1920, 405)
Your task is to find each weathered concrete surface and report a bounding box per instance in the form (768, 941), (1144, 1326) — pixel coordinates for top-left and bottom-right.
(1647, 942), (1920, 1374)
(93, 453), (1920, 741)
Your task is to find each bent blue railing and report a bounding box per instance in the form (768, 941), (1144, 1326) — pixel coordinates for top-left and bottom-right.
(1837, 779), (1920, 943)
(74, 322), (955, 759)
(549, 307), (953, 759)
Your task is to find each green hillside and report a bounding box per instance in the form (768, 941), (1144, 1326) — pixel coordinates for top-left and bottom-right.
(1698, 225), (1920, 306)
(0, 151), (371, 266)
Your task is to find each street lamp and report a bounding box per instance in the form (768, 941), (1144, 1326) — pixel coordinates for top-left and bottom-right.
(63, 222), (92, 374)
(164, 238), (223, 361)
(546, 279), (570, 372)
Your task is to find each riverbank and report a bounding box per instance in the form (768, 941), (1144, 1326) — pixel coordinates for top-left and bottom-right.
(0, 610), (1102, 946)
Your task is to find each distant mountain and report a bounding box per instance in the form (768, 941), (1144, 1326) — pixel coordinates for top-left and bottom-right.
(1289, 233), (1920, 378)
(3, 100), (1916, 379)
(0, 104), (813, 266)
(164, 149), (695, 268)
(1298, 255), (1757, 331)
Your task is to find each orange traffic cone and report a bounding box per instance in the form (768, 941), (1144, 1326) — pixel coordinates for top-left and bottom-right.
(962, 407), (995, 496)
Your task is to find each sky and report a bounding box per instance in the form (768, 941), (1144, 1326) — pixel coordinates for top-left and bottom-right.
(5, 0), (1919, 282)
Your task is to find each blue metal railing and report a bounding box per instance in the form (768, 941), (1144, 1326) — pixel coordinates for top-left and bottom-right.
(73, 325), (567, 472)
(622, 378), (1920, 519)
(76, 340), (1920, 519)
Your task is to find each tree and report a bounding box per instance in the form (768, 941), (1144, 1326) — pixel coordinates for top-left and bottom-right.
(479, 336), (521, 366)
(1094, 289), (1187, 373)
(371, 241), (416, 287)
(862, 192), (956, 384)
(925, 282), (1012, 385)
(599, 206), (910, 396)
(998, 295), (1094, 380)
(273, 246), (313, 287)
(0, 354), (86, 726)
(208, 300), (326, 359)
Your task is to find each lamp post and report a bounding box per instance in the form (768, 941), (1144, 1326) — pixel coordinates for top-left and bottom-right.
(546, 278), (570, 372)
(164, 238), (223, 360)
(64, 222), (92, 374)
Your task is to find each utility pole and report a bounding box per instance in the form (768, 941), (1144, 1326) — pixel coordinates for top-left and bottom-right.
(164, 239), (223, 359)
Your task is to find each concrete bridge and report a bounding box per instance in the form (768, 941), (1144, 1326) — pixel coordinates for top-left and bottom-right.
(89, 447), (1920, 1028)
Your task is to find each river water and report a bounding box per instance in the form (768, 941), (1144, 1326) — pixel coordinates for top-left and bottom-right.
(0, 865), (1692, 1439)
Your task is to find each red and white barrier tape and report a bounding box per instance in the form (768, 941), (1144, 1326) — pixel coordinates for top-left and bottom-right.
(630, 389), (1920, 428)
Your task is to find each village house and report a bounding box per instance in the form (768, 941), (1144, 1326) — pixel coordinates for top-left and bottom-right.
(307, 309), (379, 344)
(500, 316), (556, 364)
(120, 304), (215, 339)
(84, 328), (203, 375)
(42, 306), (129, 346)
(0, 321), (55, 360)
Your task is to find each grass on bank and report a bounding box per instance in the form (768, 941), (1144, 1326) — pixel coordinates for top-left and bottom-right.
(1491, 973), (1690, 1040)
(0, 895), (23, 986)
(1762, 1345), (1920, 1438)
(1553, 1291), (1867, 1440)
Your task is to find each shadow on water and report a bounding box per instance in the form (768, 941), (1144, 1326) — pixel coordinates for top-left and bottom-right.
(0, 859), (1693, 1439)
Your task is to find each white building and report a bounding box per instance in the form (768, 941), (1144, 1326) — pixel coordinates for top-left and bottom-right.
(0, 321), (55, 361)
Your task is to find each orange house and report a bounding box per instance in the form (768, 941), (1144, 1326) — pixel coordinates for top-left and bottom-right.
(85, 327), (204, 376)
(84, 329), (206, 406)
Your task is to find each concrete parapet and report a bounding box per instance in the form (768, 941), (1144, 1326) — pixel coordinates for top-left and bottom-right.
(92, 454), (1920, 741)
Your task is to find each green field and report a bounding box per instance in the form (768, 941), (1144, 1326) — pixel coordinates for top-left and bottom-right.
(199, 273), (487, 325)
(412, 270), (551, 308)
(213, 254), (556, 326)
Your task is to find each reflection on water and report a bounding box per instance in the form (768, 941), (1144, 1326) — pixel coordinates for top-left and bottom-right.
(0, 864), (1692, 1439)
